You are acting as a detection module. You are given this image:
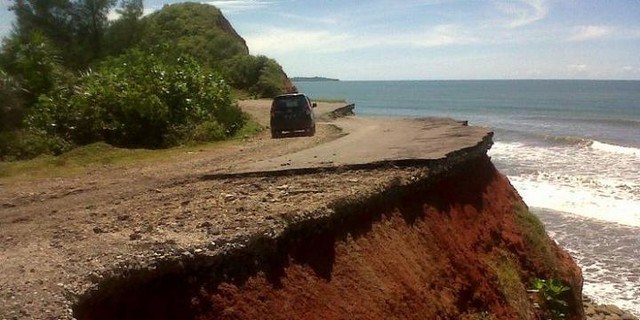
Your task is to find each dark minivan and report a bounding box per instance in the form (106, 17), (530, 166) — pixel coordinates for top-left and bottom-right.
(270, 93), (316, 138)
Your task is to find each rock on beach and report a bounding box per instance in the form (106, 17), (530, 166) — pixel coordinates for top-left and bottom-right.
(584, 297), (638, 320)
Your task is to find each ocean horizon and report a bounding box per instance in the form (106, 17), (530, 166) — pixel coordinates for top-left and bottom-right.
(295, 79), (640, 316)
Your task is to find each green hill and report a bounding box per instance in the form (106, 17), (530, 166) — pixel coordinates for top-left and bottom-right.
(140, 3), (249, 65)
(138, 3), (293, 97)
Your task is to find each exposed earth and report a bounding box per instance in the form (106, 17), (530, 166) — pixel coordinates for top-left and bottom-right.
(0, 100), (489, 319)
(0, 100), (632, 320)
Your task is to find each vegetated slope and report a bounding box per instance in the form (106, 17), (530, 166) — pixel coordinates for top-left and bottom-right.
(74, 155), (584, 320)
(138, 3), (294, 96)
(140, 3), (248, 63)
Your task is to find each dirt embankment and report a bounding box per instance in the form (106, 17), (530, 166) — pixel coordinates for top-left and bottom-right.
(73, 156), (584, 320)
(1, 100), (584, 319)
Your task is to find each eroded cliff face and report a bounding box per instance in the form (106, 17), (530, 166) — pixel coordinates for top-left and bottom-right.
(74, 156), (583, 319)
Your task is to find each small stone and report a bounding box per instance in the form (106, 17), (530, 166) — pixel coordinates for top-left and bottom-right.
(92, 227), (105, 233)
(605, 305), (624, 316)
(224, 194), (236, 202)
(117, 214), (130, 221)
(129, 233), (141, 240)
(198, 221), (212, 228)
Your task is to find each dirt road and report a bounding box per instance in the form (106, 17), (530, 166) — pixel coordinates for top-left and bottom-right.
(0, 100), (492, 319)
(223, 116), (489, 175)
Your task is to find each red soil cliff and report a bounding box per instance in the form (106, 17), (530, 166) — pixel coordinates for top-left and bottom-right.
(191, 156), (583, 319)
(75, 155), (583, 319)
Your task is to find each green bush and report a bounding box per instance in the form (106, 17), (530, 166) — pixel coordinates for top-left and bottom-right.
(0, 69), (25, 132)
(192, 120), (226, 142)
(26, 50), (244, 149)
(0, 129), (72, 161)
(223, 55), (287, 98)
(531, 278), (571, 320)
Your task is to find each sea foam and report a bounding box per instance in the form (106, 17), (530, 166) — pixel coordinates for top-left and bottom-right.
(591, 141), (640, 157)
(490, 140), (640, 227)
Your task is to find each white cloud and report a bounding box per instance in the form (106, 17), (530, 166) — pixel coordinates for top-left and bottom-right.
(202, 0), (274, 13)
(569, 25), (611, 42)
(495, 0), (548, 28)
(274, 12), (339, 26)
(616, 27), (640, 40)
(621, 66), (640, 74)
(245, 28), (354, 55)
(245, 24), (477, 55)
(405, 24), (478, 47)
(567, 64), (588, 73)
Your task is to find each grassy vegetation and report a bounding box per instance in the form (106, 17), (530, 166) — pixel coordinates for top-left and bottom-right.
(513, 204), (558, 270)
(467, 311), (494, 320)
(486, 249), (530, 319)
(0, 118), (263, 181)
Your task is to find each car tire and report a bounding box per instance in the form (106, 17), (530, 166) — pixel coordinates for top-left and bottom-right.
(307, 125), (316, 137)
(271, 130), (281, 139)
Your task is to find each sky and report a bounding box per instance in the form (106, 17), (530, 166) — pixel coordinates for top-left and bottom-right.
(1, 0), (640, 80)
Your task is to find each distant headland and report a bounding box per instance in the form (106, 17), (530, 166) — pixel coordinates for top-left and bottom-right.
(291, 76), (340, 82)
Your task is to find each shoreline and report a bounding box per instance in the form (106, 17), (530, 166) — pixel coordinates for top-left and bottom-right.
(584, 296), (638, 320)
(530, 207), (640, 317)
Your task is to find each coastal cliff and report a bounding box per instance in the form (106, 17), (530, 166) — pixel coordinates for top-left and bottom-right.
(72, 149), (584, 319)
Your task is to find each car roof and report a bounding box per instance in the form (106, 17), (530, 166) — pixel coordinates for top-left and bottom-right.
(274, 93), (308, 99)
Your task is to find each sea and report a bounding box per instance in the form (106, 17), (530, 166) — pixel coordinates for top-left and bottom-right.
(295, 80), (640, 316)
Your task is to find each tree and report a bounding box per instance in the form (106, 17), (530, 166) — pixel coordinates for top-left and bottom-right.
(9, 0), (74, 47)
(117, 0), (142, 20)
(69, 0), (117, 64)
(103, 0), (144, 56)
(0, 32), (67, 106)
(0, 68), (24, 132)
(8, 0), (118, 68)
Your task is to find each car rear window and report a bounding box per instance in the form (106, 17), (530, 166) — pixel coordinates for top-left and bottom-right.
(274, 96), (307, 109)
